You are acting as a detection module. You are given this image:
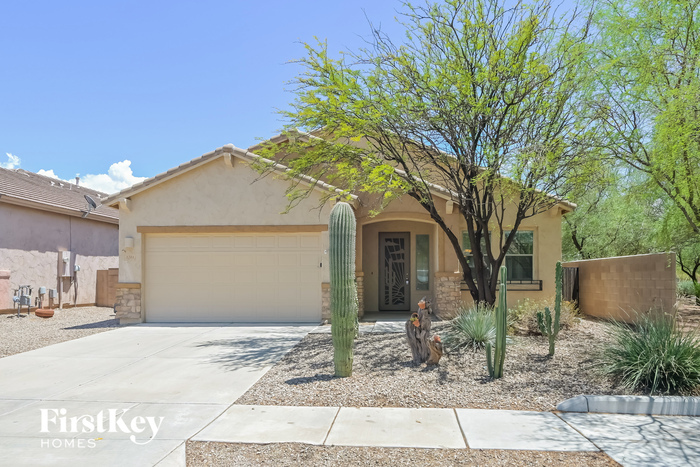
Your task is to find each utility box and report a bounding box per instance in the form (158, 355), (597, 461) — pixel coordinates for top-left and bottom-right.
(61, 251), (71, 277)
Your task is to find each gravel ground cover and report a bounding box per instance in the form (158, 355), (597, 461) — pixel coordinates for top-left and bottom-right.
(236, 318), (634, 411)
(186, 442), (618, 466)
(0, 306), (119, 357)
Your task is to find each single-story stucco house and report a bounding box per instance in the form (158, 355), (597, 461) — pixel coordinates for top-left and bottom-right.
(0, 168), (119, 311)
(103, 135), (575, 324)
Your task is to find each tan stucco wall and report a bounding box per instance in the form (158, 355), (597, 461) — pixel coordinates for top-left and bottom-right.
(117, 156), (333, 285)
(458, 205), (565, 306)
(117, 151), (567, 317)
(356, 191), (565, 310)
(0, 203), (118, 309)
(563, 253), (676, 322)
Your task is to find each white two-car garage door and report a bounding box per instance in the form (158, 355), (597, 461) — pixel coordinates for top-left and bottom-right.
(144, 233), (322, 322)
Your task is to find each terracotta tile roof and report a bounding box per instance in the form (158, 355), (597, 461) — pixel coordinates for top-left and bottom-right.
(0, 168), (118, 223)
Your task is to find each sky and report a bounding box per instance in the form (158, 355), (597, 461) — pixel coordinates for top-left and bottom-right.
(1, 0), (579, 194)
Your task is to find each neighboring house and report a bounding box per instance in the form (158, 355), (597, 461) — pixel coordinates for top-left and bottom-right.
(103, 137), (575, 324)
(0, 168), (119, 311)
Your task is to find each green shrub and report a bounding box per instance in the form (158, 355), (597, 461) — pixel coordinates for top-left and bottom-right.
(509, 297), (578, 335)
(600, 314), (700, 394)
(677, 280), (696, 297)
(444, 302), (496, 351)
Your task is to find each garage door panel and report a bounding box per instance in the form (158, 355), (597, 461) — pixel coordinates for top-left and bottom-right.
(278, 253), (299, 267)
(278, 236), (299, 248)
(256, 236), (276, 248)
(145, 232), (322, 323)
(300, 235), (320, 248)
(233, 253), (255, 267)
(256, 254), (277, 267)
(190, 236), (212, 249)
(149, 236), (190, 251)
(212, 236), (233, 249)
(208, 253), (234, 268)
(278, 270), (300, 284)
(300, 255), (319, 267)
(233, 236), (255, 248)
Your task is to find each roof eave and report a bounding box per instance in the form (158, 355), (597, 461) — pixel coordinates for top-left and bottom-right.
(103, 143), (358, 209)
(0, 194), (119, 224)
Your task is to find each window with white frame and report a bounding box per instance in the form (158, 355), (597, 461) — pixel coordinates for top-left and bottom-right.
(504, 230), (534, 281)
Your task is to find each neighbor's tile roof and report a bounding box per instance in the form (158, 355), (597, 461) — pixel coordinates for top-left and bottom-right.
(0, 168), (118, 223)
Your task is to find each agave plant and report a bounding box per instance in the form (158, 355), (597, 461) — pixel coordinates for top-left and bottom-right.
(443, 302), (496, 352)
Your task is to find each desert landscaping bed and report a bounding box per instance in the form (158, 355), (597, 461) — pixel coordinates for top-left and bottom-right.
(0, 306), (119, 357)
(186, 441), (618, 466)
(236, 318), (640, 412)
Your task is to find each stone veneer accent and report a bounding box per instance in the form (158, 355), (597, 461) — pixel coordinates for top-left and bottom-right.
(115, 283), (142, 323)
(321, 272), (365, 322)
(434, 272), (463, 317)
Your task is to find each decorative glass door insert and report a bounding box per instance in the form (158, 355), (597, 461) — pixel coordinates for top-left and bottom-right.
(379, 232), (410, 311)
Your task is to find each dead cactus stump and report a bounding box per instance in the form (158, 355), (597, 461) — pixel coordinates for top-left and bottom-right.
(405, 298), (442, 365)
(426, 336), (443, 365)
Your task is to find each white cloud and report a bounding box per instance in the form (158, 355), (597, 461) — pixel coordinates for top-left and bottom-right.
(37, 169), (63, 180)
(79, 160), (147, 194)
(38, 160), (147, 194)
(1, 153), (21, 169)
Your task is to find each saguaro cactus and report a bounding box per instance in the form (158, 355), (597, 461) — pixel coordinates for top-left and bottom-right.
(329, 201), (358, 377)
(537, 261), (562, 356)
(486, 265), (508, 379)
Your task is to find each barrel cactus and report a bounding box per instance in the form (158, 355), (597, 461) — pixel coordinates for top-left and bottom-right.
(486, 265), (508, 379)
(329, 201), (358, 377)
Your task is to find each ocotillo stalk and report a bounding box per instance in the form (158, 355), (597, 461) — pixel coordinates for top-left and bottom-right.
(329, 201), (358, 377)
(487, 265), (508, 379)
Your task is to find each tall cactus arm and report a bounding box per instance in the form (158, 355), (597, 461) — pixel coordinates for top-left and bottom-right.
(329, 202), (358, 377)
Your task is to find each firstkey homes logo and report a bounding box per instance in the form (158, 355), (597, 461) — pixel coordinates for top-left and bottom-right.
(39, 408), (165, 448)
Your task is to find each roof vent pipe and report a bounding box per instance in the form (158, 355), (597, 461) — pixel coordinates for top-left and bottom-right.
(75, 176), (80, 186)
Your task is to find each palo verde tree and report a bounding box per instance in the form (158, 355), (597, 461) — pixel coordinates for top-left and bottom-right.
(260, 0), (598, 304)
(562, 170), (661, 260)
(590, 0), (700, 236)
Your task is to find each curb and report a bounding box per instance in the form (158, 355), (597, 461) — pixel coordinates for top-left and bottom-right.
(557, 395), (700, 417)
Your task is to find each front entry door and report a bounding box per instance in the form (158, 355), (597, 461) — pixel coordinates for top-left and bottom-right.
(379, 232), (410, 311)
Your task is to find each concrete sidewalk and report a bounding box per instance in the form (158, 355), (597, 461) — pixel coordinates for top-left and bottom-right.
(193, 405), (700, 467)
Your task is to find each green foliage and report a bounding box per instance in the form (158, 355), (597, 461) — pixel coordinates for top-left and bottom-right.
(258, 0), (598, 305)
(487, 266), (508, 379)
(590, 0), (700, 236)
(510, 297), (579, 335)
(658, 205), (700, 282)
(678, 280), (697, 297)
(329, 202), (358, 377)
(536, 262), (562, 356)
(562, 172), (661, 261)
(600, 314), (700, 394)
(444, 303), (496, 352)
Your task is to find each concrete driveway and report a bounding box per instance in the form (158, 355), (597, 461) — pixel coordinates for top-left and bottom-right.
(0, 323), (315, 467)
